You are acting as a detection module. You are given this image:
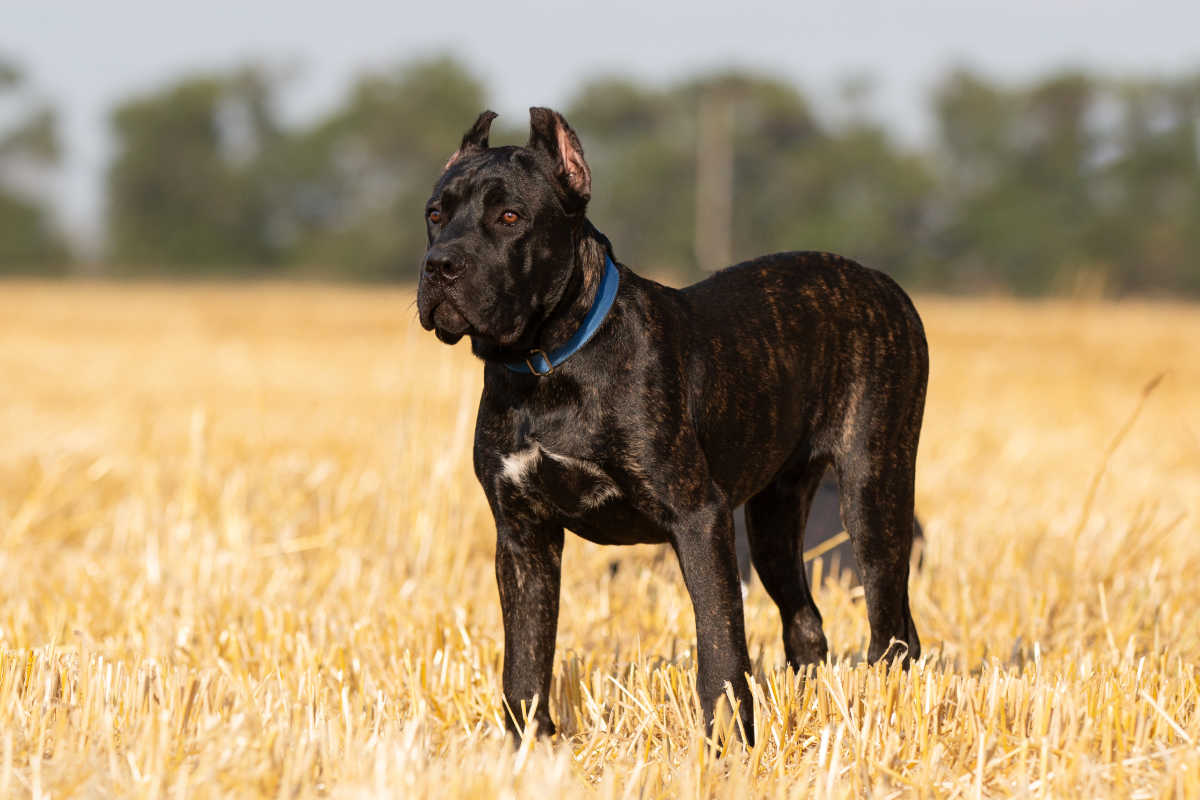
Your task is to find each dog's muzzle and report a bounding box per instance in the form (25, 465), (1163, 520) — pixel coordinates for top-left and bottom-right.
(418, 244), (477, 342)
(417, 289), (470, 344)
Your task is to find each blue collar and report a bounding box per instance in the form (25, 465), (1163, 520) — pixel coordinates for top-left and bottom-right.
(505, 255), (620, 375)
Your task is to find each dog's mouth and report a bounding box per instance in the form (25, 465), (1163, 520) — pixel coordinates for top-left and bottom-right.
(428, 301), (471, 344)
(421, 299), (531, 351)
(418, 279), (534, 351)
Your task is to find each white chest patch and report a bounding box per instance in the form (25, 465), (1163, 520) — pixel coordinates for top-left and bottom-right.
(499, 442), (622, 509)
(500, 445), (544, 487)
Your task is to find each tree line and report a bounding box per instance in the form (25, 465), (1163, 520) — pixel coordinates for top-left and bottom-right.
(3, 53), (1199, 295)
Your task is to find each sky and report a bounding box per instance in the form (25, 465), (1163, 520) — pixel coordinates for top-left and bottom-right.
(5, 0), (1200, 248)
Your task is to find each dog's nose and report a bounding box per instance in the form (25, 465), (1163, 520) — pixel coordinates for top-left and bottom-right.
(423, 253), (463, 281)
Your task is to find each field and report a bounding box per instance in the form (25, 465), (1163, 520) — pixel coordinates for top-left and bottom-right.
(0, 282), (1198, 798)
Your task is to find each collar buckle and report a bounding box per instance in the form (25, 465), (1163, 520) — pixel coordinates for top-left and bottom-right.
(524, 349), (554, 376)
(504, 253), (620, 376)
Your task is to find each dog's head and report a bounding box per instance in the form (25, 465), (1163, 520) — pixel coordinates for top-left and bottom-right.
(416, 107), (593, 355)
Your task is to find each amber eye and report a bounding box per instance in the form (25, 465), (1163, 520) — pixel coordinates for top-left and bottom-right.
(500, 210), (519, 225)
(427, 209), (442, 224)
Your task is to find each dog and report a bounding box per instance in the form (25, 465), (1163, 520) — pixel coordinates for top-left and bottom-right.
(416, 108), (928, 745)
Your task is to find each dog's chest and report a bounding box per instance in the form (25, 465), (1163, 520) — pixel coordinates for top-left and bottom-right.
(497, 442), (622, 517)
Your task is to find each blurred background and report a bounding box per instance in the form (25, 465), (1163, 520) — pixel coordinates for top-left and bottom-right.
(3, 0), (1199, 294)
(4, 6), (1200, 795)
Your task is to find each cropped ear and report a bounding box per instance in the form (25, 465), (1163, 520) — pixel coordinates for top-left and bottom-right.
(443, 110), (498, 171)
(527, 107), (591, 208)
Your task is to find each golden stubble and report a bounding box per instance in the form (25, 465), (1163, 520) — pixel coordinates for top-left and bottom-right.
(0, 282), (1197, 798)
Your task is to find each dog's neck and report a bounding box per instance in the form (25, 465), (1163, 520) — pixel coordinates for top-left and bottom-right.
(534, 230), (610, 354)
(475, 224), (614, 367)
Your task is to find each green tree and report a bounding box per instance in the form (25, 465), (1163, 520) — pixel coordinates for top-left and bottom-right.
(0, 55), (69, 273)
(1090, 75), (1200, 293)
(95, 56), (1200, 295)
(566, 72), (933, 283)
(931, 69), (1109, 293)
(717, 74), (932, 285)
(930, 67), (1200, 295)
(566, 79), (697, 275)
(106, 67), (287, 271)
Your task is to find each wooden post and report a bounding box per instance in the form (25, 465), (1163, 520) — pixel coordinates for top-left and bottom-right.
(695, 90), (733, 272)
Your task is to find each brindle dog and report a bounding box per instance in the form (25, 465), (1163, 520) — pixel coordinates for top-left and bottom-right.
(416, 108), (928, 745)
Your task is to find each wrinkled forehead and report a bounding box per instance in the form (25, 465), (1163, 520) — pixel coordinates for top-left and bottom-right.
(431, 146), (552, 206)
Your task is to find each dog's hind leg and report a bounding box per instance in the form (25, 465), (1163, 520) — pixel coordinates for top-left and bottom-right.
(836, 448), (921, 665)
(745, 458), (831, 670)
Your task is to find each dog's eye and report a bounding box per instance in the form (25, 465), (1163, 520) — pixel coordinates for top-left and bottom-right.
(427, 209), (442, 224)
(499, 210), (519, 225)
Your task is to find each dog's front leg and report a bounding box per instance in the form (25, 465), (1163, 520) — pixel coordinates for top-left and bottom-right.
(495, 519), (564, 739)
(671, 500), (755, 746)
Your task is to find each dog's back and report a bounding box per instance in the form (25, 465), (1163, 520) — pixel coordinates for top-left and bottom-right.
(673, 250), (928, 507)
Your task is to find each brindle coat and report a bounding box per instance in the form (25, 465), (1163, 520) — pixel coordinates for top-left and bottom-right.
(417, 108), (928, 745)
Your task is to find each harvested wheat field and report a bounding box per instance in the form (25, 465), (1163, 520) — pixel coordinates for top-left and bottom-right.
(0, 282), (1198, 798)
